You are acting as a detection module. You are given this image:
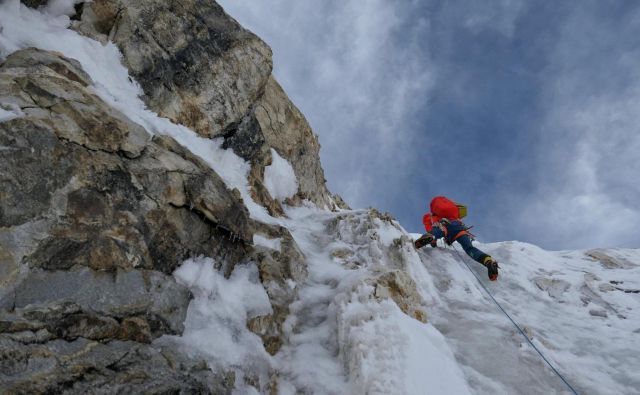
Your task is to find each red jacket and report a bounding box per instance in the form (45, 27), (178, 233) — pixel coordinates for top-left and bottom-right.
(423, 196), (460, 232)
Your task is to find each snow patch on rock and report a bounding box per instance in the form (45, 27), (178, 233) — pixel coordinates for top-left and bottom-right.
(264, 148), (299, 201)
(253, 234), (282, 251)
(168, 257), (273, 386)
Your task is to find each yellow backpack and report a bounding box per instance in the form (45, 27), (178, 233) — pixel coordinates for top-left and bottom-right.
(456, 204), (468, 219)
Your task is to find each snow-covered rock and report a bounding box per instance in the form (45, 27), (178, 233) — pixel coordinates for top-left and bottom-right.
(70, 0), (340, 210)
(264, 148), (299, 202)
(1, 1), (639, 394)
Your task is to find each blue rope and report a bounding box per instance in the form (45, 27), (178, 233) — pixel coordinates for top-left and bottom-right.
(451, 247), (580, 395)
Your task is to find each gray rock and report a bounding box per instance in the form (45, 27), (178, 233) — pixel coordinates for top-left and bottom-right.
(0, 116), (75, 228)
(589, 309), (608, 318)
(10, 268), (190, 336)
(0, 47), (92, 87)
(73, 0), (272, 139)
(248, 223), (308, 355)
(19, 0), (48, 9)
(0, 46), (262, 393)
(0, 48), (254, 277)
(72, 0), (343, 210)
(0, 336), (235, 394)
(222, 109), (265, 162)
(254, 77), (336, 208)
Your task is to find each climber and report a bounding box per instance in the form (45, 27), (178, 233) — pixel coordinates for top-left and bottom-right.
(414, 196), (499, 281)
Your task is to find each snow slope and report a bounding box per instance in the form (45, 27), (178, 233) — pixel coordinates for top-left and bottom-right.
(170, 204), (640, 394)
(264, 149), (299, 202)
(272, 207), (472, 394)
(418, 240), (640, 395)
(271, 209), (640, 394)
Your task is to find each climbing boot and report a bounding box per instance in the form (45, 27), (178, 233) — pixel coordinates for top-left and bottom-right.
(414, 233), (434, 249)
(483, 257), (499, 281)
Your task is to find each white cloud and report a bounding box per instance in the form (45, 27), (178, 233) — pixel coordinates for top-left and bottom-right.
(515, 6), (640, 249)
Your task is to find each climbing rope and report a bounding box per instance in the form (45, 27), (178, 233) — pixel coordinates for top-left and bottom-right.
(451, 247), (580, 395)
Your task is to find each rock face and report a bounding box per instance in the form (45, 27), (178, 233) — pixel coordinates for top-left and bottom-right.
(78, 0), (272, 140)
(370, 270), (428, 323)
(2, 0), (344, 392)
(254, 77), (332, 207)
(0, 47), (254, 275)
(0, 336), (235, 394)
(0, 47), (255, 392)
(69, 0), (342, 210)
(249, 222), (308, 356)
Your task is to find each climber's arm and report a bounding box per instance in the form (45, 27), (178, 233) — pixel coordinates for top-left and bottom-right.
(429, 226), (444, 240)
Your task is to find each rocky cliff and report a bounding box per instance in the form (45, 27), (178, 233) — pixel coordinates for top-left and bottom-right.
(3, 3), (635, 394)
(0, 0), (356, 393)
(71, 0), (337, 212)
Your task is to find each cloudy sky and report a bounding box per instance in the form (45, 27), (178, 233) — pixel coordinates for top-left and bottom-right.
(218, 0), (640, 250)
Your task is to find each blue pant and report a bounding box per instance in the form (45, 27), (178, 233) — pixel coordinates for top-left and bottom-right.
(430, 220), (490, 265)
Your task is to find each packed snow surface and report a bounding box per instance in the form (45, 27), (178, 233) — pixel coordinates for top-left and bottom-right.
(273, 206), (472, 394)
(170, 205), (640, 394)
(253, 234), (283, 252)
(417, 239), (640, 395)
(264, 148), (299, 201)
(3, 2), (640, 394)
(167, 258), (273, 390)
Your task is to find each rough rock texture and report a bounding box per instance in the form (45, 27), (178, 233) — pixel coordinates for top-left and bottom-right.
(4, 0), (347, 392)
(370, 270), (428, 323)
(72, 0), (272, 139)
(70, 0), (343, 210)
(19, 0), (48, 9)
(0, 336), (235, 394)
(254, 77), (335, 208)
(0, 48), (253, 273)
(3, 268), (191, 337)
(0, 48), (257, 392)
(248, 223), (307, 355)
